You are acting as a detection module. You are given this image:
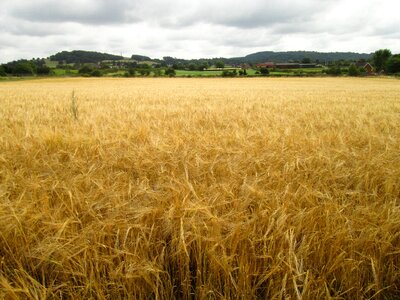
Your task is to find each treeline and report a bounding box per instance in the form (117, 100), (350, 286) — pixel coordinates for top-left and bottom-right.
(233, 51), (372, 64)
(76, 63), (176, 78)
(44, 50), (374, 66)
(1, 49), (399, 77)
(323, 49), (400, 76)
(50, 50), (123, 64)
(0, 59), (51, 76)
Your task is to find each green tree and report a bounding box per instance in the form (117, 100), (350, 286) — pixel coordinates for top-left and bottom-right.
(373, 49), (392, 72)
(90, 70), (103, 77)
(13, 61), (35, 76)
(302, 57), (311, 64)
(128, 68), (136, 76)
(215, 60), (225, 68)
(259, 67), (269, 76)
(348, 64), (360, 76)
(197, 62), (209, 71)
(188, 63), (197, 71)
(139, 69), (151, 76)
(153, 69), (162, 77)
(326, 66), (342, 76)
(79, 65), (94, 75)
(0, 65), (6, 76)
(221, 69), (237, 77)
(385, 55), (400, 74)
(37, 65), (51, 75)
(165, 67), (176, 77)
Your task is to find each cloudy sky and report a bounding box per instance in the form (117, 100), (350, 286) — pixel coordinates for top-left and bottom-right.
(1, 0), (399, 62)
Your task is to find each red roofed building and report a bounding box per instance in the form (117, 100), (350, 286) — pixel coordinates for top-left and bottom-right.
(256, 62), (275, 68)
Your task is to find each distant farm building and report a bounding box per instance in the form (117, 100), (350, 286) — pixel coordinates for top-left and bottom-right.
(240, 63), (251, 69)
(256, 62), (275, 68)
(275, 63), (301, 69)
(299, 63), (317, 68)
(256, 62), (318, 69)
(356, 62), (374, 74)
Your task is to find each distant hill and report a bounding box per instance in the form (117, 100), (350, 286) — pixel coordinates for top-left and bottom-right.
(45, 50), (372, 66)
(228, 51), (372, 64)
(131, 55), (152, 62)
(49, 50), (124, 64)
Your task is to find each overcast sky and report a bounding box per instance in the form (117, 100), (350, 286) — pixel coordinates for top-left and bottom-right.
(1, 0), (399, 62)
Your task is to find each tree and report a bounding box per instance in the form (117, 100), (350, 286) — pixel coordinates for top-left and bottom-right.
(128, 68), (136, 76)
(348, 64), (360, 76)
(386, 55), (400, 74)
(137, 63), (150, 69)
(197, 62), (209, 71)
(215, 60), (225, 68)
(188, 63), (197, 71)
(139, 69), (151, 76)
(0, 65), (6, 76)
(37, 65), (51, 75)
(373, 49), (392, 72)
(165, 67), (176, 77)
(221, 69), (237, 77)
(153, 68), (162, 77)
(79, 65), (94, 74)
(326, 66), (342, 76)
(90, 70), (103, 77)
(259, 67), (269, 75)
(13, 61), (35, 76)
(302, 57), (311, 64)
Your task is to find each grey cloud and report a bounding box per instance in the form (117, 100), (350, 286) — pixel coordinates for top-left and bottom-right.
(1, 0), (400, 63)
(148, 0), (335, 29)
(10, 0), (141, 24)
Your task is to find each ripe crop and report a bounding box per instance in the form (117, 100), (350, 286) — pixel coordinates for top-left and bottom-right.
(1, 78), (399, 298)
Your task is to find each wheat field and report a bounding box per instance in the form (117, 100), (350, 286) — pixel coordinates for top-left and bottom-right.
(0, 77), (399, 299)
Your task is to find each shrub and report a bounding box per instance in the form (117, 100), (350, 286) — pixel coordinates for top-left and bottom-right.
(79, 65), (94, 75)
(348, 64), (360, 76)
(127, 68), (136, 77)
(37, 66), (51, 75)
(259, 67), (269, 76)
(221, 69), (237, 77)
(325, 66), (342, 76)
(386, 55), (400, 74)
(90, 70), (103, 77)
(12, 61), (35, 76)
(165, 68), (176, 77)
(0, 65), (6, 76)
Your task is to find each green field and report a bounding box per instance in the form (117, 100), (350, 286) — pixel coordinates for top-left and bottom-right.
(175, 70), (224, 76)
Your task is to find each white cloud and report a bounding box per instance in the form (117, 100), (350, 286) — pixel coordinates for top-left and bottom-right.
(1, 0), (400, 62)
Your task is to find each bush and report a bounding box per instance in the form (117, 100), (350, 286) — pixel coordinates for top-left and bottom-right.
(348, 64), (360, 76)
(325, 66), (342, 76)
(90, 70), (103, 77)
(128, 68), (136, 76)
(222, 69), (237, 77)
(386, 55), (400, 74)
(215, 60), (225, 68)
(12, 61), (36, 76)
(37, 66), (51, 75)
(153, 69), (162, 77)
(259, 67), (269, 76)
(79, 65), (94, 75)
(165, 68), (176, 77)
(0, 65), (6, 76)
(139, 69), (151, 76)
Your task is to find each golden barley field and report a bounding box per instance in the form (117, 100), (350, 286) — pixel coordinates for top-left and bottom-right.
(1, 77), (400, 299)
